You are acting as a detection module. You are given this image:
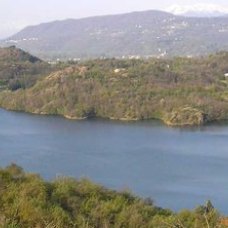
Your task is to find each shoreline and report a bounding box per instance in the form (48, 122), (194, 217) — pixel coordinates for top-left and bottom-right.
(1, 107), (227, 127)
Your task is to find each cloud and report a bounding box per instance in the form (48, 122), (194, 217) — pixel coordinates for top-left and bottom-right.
(165, 3), (228, 16)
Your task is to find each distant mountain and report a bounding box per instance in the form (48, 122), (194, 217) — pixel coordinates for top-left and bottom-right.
(1, 10), (228, 60)
(166, 4), (228, 17)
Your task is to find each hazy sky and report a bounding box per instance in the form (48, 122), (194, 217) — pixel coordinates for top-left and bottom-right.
(0, 0), (228, 38)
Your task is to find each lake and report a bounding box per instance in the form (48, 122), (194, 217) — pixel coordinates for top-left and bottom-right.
(0, 108), (228, 213)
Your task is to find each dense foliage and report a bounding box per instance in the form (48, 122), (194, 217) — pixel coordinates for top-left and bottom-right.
(0, 46), (51, 91)
(0, 164), (224, 227)
(0, 51), (227, 126)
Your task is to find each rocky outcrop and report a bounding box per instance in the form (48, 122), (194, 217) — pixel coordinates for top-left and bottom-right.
(164, 107), (207, 126)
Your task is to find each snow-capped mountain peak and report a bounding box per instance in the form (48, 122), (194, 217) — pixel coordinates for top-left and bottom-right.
(166, 3), (228, 17)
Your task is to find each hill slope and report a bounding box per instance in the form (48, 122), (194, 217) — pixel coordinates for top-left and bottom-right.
(2, 10), (228, 60)
(0, 164), (221, 227)
(0, 46), (51, 90)
(0, 52), (228, 126)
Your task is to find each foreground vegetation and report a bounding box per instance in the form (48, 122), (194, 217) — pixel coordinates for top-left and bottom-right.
(0, 164), (226, 227)
(0, 47), (228, 126)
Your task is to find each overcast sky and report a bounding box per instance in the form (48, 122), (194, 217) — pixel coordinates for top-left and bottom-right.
(0, 0), (228, 38)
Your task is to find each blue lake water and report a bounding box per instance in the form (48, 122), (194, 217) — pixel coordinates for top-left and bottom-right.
(0, 108), (228, 213)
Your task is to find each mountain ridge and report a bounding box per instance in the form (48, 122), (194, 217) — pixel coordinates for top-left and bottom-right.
(2, 10), (228, 60)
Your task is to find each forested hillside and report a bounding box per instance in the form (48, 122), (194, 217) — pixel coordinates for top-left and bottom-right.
(0, 46), (51, 90)
(0, 50), (227, 126)
(0, 164), (223, 227)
